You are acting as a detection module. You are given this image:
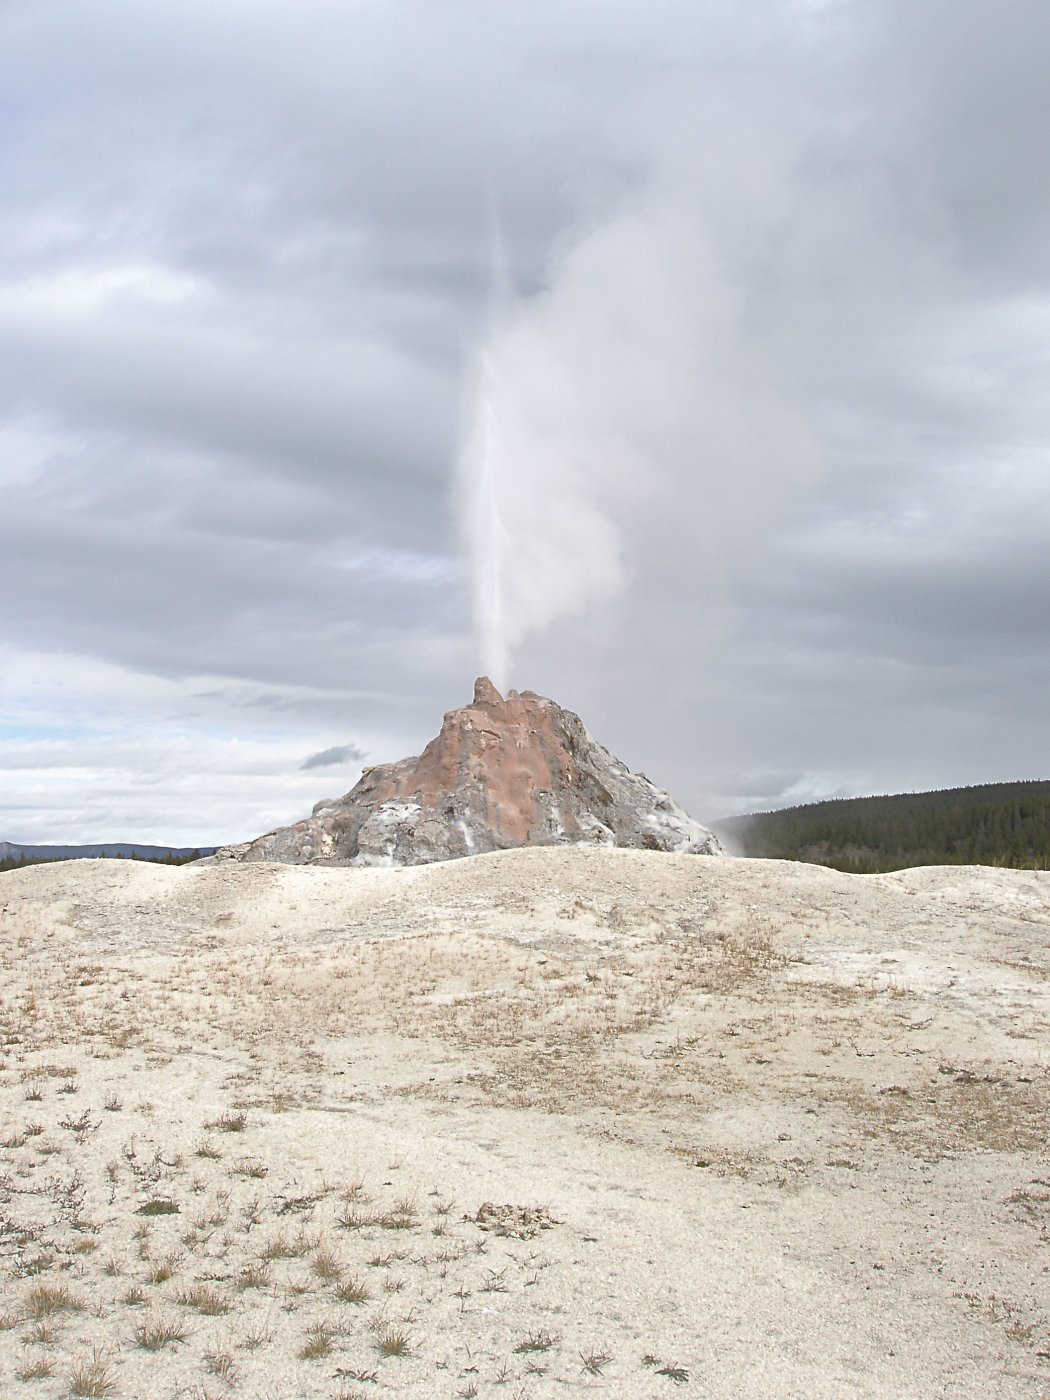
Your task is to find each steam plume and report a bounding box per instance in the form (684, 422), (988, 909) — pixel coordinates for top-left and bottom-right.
(458, 139), (820, 689)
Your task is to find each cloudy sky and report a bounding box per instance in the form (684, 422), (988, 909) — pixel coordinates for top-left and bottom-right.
(2, 0), (1047, 847)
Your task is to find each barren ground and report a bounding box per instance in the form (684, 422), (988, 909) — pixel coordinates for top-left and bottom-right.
(0, 848), (1048, 1398)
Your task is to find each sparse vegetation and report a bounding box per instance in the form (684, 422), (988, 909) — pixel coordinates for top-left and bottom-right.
(311, 1243), (342, 1280)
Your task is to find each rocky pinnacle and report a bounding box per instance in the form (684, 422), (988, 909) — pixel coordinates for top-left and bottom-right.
(213, 678), (723, 867)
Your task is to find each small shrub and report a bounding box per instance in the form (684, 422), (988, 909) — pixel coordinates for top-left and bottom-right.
(23, 1320), (59, 1346)
(259, 1228), (313, 1260)
(137, 1197), (179, 1217)
(380, 1198), (419, 1231)
(337, 1205), (376, 1231)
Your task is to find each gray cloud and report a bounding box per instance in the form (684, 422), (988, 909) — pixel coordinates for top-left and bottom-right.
(300, 744), (365, 772)
(0, 0), (1047, 843)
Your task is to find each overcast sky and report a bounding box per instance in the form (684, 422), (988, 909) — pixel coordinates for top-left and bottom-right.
(2, 0), (1047, 847)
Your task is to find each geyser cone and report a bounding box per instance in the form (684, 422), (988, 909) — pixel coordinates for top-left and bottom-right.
(213, 679), (723, 867)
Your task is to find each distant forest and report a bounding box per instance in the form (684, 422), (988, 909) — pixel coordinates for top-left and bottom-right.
(718, 781), (1050, 873)
(0, 848), (207, 874)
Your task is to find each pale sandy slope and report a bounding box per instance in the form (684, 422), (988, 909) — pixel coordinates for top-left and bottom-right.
(0, 849), (1047, 1399)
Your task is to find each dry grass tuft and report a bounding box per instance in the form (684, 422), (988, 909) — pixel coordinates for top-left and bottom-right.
(203, 1346), (238, 1381)
(25, 1281), (82, 1318)
(134, 1314), (188, 1350)
(311, 1243), (342, 1281)
(236, 1259), (272, 1290)
(16, 1353), (56, 1380)
(176, 1281), (231, 1315)
(68, 1348), (116, 1396)
(207, 1110), (247, 1134)
(515, 1328), (559, 1352)
(375, 1324), (411, 1357)
(298, 1320), (337, 1359)
(334, 1274), (371, 1304)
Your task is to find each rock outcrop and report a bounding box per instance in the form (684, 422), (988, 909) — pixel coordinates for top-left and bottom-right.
(214, 678), (723, 867)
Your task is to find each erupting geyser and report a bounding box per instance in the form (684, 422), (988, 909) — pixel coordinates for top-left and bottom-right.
(466, 347), (510, 691)
(455, 212), (627, 692)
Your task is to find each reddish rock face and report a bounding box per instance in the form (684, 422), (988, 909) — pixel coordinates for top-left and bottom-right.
(215, 679), (723, 867)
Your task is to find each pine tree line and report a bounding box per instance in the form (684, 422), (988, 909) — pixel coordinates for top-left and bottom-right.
(720, 781), (1050, 873)
(0, 849), (205, 874)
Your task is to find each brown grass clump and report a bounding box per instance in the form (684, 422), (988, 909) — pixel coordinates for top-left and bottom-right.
(236, 1259), (272, 1290)
(134, 1314), (187, 1350)
(334, 1275), (371, 1304)
(298, 1320), (337, 1359)
(207, 1110), (247, 1133)
(68, 1348), (116, 1396)
(375, 1324), (411, 1357)
(25, 1281), (83, 1318)
(176, 1281), (231, 1315)
(311, 1243), (342, 1280)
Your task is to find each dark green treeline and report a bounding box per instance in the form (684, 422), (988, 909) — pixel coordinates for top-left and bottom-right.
(719, 781), (1050, 873)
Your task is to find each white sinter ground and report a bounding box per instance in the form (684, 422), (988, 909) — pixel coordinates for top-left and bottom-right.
(0, 847), (1047, 1397)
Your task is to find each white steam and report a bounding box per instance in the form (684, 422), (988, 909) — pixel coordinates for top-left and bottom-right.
(458, 128), (821, 690)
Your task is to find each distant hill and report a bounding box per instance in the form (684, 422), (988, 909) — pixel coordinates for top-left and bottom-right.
(0, 842), (216, 872)
(717, 781), (1050, 873)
